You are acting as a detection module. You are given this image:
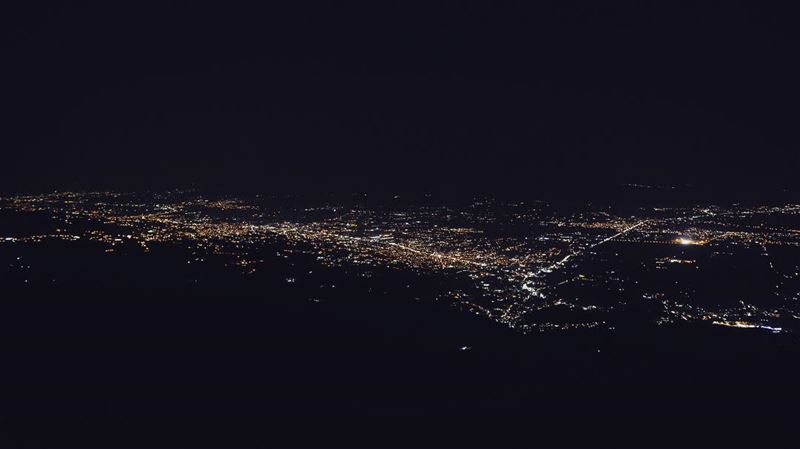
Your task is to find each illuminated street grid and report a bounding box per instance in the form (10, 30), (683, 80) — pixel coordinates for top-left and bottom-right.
(2, 191), (800, 333)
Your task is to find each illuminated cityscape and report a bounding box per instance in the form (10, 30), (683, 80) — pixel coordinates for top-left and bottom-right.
(3, 2), (800, 445)
(4, 191), (799, 335)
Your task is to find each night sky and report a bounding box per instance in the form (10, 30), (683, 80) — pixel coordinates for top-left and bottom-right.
(2, 1), (798, 196)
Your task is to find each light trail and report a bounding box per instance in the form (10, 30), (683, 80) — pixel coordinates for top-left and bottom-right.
(587, 221), (648, 249)
(532, 220), (648, 277)
(520, 220), (648, 301)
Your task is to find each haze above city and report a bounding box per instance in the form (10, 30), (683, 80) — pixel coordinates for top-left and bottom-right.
(2, 2), (798, 196)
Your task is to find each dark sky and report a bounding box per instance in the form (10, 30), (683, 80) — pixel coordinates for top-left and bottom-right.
(1, 1), (798, 196)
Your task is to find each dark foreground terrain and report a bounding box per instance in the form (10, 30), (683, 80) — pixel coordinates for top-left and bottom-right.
(1, 238), (799, 448)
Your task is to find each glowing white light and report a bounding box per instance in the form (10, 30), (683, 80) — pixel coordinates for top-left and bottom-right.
(676, 237), (703, 245)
